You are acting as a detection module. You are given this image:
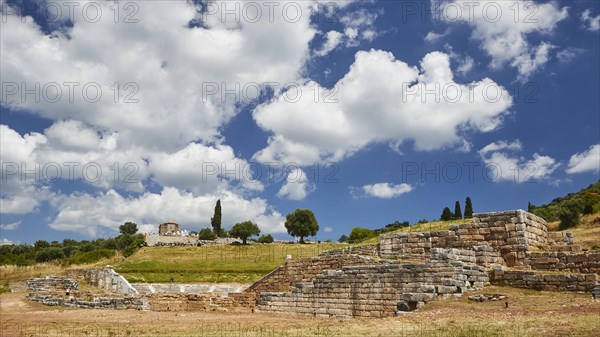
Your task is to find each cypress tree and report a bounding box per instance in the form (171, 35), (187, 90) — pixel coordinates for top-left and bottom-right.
(454, 201), (462, 219)
(464, 197), (474, 218)
(211, 199), (222, 236)
(440, 207), (453, 221)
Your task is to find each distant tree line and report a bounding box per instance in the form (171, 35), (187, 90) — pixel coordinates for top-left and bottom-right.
(0, 222), (145, 266)
(338, 220), (410, 243)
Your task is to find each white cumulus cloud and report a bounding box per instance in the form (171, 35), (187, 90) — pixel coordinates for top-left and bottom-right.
(478, 140), (559, 183)
(360, 183), (413, 199)
(436, 0), (568, 79)
(581, 9), (600, 32)
(49, 187), (286, 237)
(253, 50), (512, 165)
(566, 144), (600, 174)
(0, 221), (21, 231)
(315, 31), (344, 57)
(276, 168), (315, 201)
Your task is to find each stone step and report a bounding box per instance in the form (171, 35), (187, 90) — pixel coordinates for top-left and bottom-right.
(592, 283), (600, 299)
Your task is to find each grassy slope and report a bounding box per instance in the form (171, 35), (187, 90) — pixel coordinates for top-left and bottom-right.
(114, 219), (471, 283)
(113, 242), (346, 283)
(547, 212), (600, 249)
(359, 218), (471, 245)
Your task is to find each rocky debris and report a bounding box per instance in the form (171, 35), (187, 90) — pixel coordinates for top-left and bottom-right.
(490, 269), (597, 292)
(468, 294), (508, 302)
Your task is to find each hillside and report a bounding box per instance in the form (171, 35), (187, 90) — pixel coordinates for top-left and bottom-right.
(113, 242), (346, 283)
(547, 213), (600, 249)
(529, 180), (600, 222)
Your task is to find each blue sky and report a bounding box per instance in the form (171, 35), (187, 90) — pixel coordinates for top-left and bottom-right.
(1, 0), (599, 244)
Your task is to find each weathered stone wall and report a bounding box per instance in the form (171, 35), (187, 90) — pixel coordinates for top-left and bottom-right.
(593, 284), (600, 299)
(145, 234), (199, 247)
(380, 210), (547, 267)
(132, 283), (248, 296)
(65, 268), (138, 295)
(159, 222), (180, 236)
(257, 248), (488, 318)
(27, 293), (149, 310)
(246, 255), (388, 295)
(26, 277), (78, 292)
(319, 244), (379, 257)
(525, 251), (600, 274)
(489, 269), (598, 292)
(547, 231), (575, 246)
(146, 292), (256, 311)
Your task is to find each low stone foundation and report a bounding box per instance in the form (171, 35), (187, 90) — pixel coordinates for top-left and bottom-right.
(26, 277), (78, 292)
(489, 269), (598, 292)
(27, 293), (149, 310)
(147, 292), (256, 311)
(525, 251), (600, 274)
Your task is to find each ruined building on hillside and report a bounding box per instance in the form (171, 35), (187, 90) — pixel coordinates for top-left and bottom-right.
(158, 222), (180, 236)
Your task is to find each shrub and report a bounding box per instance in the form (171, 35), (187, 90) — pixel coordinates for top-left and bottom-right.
(348, 227), (376, 243)
(198, 228), (217, 240)
(257, 234), (274, 244)
(558, 201), (581, 230)
(68, 249), (116, 265)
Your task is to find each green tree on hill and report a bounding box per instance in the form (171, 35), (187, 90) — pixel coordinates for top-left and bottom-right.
(558, 200), (581, 230)
(229, 221), (260, 244)
(454, 201), (463, 219)
(348, 227), (376, 243)
(257, 234), (274, 243)
(285, 209), (319, 244)
(464, 197), (474, 218)
(119, 222), (138, 235)
(198, 228), (217, 240)
(582, 193), (600, 215)
(34, 240), (50, 250)
(211, 199), (222, 236)
(440, 207), (453, 221)
(35, 247), (64, 263)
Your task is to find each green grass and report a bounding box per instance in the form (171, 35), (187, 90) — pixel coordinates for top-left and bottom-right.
(114, 243), (346, 283)
(357, 218), (473, 245)
(394, 218), (472, 233)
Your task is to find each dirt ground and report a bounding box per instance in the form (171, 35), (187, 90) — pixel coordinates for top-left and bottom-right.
(1, 286), (599, 337)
